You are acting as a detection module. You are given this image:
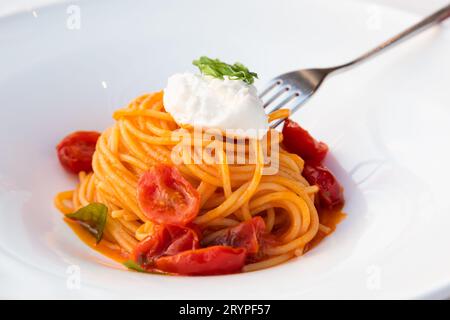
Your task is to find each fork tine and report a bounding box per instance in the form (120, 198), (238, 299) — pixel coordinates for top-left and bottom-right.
(289, 91), (313, 114)
(269, 91), (313, 128)
(262, 85), (290, 109)
(266, 91), (300, 113)
(259, 79), (282, 99)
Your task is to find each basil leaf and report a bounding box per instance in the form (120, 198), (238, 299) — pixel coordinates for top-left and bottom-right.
(193, 56), (258, 84)
(123, 260), (173, 276)
(66, 203), (107, 243)
(123, 260), (147, 273)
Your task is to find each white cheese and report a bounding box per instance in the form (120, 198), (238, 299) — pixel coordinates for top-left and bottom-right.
(163, 73), (268, 139)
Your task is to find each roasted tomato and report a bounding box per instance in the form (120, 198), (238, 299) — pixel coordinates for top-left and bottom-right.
(302, 163), (344, 209)
(56, 131), (100, 174)
(155, 246), (246, 276)
(132, 224), (199, 270)
(205, 216), (265, 255)
(282, 118), (328, 163)
(137, 164), (200, 225)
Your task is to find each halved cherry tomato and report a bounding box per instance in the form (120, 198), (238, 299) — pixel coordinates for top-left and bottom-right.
(133, 224), (199, 270)
(155, 246), (246, 275)
(282, 119), (328, 163)
(205, 216), (265, 255)
(56, 131), (101, 174)
(302, 163), (344, 209)
(137, 164), (200, 225)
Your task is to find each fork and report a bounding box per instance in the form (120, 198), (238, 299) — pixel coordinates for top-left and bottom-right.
(261, 3), (450, 128)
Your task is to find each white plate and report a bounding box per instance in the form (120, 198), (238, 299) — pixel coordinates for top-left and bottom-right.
(1, 0), (449, 299)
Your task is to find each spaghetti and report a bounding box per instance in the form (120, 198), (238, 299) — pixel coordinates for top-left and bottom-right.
(54, 91), (344, 274)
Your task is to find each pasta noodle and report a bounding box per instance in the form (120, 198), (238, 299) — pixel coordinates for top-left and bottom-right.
(54, 91), (340, 272)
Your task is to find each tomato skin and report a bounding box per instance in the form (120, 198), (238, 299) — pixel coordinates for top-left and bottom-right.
(282, 119), (344, 209)
(205, 216), (265, 255)
(155, 246), (246, 275)
(302, 163), (344, 209)
(137, 164), (200, 226)
(164, 225), (200, 256)
(133, 224), (199, 269)
(56, 131), (101, 174)
(282, 119), (328, 163)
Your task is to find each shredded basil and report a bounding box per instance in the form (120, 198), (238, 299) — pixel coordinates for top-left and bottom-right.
(193, 56), (258, 84)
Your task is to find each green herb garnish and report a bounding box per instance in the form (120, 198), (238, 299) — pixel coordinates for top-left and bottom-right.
(193, 56), (258, 84)
(123, 260), (147, 273)
(66, 203), (107, 243)
(123, 260), (165, 275)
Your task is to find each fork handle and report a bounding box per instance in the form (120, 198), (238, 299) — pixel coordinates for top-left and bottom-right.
(333, 3), (450, 71)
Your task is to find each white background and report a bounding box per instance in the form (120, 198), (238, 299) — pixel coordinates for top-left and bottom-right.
(0, 0), (449, 17)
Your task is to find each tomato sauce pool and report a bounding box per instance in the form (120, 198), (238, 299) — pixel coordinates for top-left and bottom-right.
(64, 218), (129, 263)
(306, 206), (346, 251)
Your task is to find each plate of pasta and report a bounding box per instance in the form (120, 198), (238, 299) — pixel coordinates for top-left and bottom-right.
(1, 0), (450, 299)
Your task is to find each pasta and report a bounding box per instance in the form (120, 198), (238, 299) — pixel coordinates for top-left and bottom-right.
(54, 91), (343, 274)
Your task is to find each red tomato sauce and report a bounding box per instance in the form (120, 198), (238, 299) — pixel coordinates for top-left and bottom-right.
(306, 205), (346, 252)
(64, 218), (129, 263)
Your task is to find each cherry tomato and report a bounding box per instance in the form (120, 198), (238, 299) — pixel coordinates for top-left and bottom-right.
(205, 216), (265, 255)
(137, 164), (200, 225)
(56, 131), (100, 174)
(302, 163), (344, 209)
(155, 246), (246, 275)
(282, 119), (328, 163)
(133, 224), (199, 269)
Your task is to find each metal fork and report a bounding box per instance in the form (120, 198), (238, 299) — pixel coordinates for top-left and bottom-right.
(261, 3), (450, 128)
